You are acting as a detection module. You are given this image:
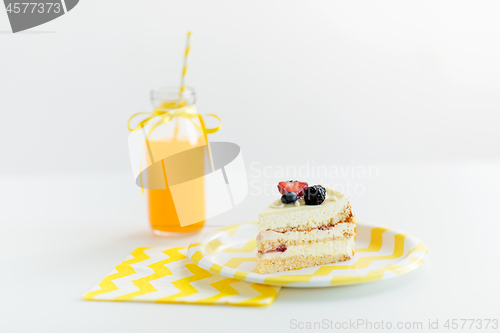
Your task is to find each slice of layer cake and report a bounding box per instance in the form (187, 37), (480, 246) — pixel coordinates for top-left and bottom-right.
(256, 181), (355, 274)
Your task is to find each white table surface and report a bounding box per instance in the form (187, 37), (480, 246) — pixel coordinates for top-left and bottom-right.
(1, 160), (500, 333)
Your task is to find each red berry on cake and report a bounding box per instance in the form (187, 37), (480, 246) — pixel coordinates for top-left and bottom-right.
(277, 180), (308, 198)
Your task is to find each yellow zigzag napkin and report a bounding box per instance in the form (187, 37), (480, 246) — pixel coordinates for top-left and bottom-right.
(83, 247), (280, 306)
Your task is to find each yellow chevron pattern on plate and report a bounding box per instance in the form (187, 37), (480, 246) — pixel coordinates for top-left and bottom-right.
(187, 222), (429, 288)
(83, 247), (280, 306)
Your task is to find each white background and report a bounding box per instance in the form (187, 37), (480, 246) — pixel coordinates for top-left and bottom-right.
(1, 0), (500, 173)
(1, 1), (500, 333)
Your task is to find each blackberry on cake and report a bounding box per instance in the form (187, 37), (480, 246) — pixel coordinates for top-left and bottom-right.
(304, 185), (327, 205)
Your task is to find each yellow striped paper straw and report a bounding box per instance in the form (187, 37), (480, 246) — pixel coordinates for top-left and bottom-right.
(177, 31), (215, 173)
(179, 31), (192, 98)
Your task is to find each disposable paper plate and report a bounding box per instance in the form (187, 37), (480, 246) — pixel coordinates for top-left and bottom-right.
(188, 222), (428, 288)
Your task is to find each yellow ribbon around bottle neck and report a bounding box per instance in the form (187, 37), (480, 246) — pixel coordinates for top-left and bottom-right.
(127, 103), (221, 135)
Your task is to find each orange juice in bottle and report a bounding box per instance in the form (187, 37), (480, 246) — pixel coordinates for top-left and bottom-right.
(147, 87), (205, 235)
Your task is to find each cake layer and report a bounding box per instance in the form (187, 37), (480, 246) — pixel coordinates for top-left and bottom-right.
(257, 221), (355, 253)
(256, 236), (355, 274)
(259, 201), (353, 232)
(258, 189), (352, 232)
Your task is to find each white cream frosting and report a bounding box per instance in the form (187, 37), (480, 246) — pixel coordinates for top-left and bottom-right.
(258, 188), (350, 232)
